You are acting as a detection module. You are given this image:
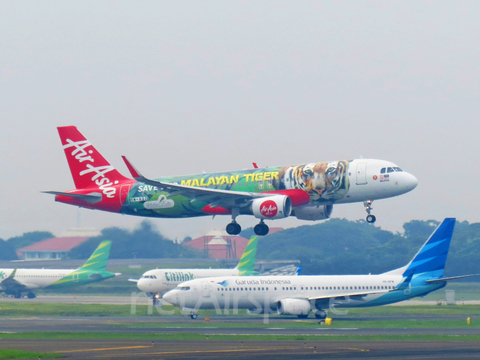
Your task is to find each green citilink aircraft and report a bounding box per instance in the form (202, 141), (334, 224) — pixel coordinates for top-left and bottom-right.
(0, 241), (120, 299)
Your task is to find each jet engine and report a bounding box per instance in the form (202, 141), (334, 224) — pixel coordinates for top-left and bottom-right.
(276, 298), (311, 316)
(251, 195), (292, 220)
(293, 204), (333, 221)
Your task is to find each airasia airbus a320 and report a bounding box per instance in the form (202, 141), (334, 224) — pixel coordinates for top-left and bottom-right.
(44, 126), (418, 236)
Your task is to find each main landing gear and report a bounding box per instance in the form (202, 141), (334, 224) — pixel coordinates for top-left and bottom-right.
(254, 220), (269, 236)
(315, 310), (327, 320)
(226, 221), (241, 235)
(226, 208), (242, 235)
(364, 200), (376, 223)
(226, 219), (270, 236)
(226, 220), (270, 236)
(225, 209), (270, 236)
(190, 312), (198, 319)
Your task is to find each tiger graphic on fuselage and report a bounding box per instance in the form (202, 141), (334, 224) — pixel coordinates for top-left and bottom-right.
(276, 160), (350, 203)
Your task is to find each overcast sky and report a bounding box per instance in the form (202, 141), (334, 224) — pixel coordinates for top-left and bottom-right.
(1, 1), (479, 241)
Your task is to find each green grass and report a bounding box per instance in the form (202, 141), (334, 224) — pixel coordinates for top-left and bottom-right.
(0, 349), (61, 359)
(0, 331), (480, 342)
(420, 282), (480, 301)
(118, 318), (480, 329)
(1, 302), (480, 318)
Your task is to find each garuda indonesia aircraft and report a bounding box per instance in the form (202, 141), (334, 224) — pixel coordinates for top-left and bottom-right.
(45, 126), (418, 236)
(163, 218), (478, 319)
(0, 241), (119, 299)
(130, 236), (260, 303)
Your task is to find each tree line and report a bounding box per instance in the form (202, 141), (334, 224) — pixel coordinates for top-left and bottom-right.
(1, 219), (479, 276)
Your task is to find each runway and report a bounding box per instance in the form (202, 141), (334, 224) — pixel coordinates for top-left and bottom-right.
(1, 315), (480, 359)
(1, 296), (480, 358)
(0, 315), (479, 336)
(2, 338), (480, 359)
(2, 294), (480, 306)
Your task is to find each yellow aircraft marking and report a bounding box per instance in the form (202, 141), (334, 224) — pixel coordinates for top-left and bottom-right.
(55, 345), (153, 353)
(90, 345), (369, 358)
(93, 346), (299, 357)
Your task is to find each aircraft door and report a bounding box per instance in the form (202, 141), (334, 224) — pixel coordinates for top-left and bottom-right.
(73, 272), (79, 282)
(201, 281), (210, 298)
(356, 162), (367, 185)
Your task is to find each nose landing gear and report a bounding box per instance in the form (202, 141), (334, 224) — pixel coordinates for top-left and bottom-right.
(364, 200), (376, 223)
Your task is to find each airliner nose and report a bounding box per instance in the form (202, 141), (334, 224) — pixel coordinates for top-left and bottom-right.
(137, 280), (147, 292)
(405, 173), (418, 191)
(163, 290), (176, 305)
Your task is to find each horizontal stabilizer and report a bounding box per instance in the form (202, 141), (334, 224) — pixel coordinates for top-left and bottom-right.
(43, 191), (102, 204)
(88, 273), (103, 281)
(425, 274), (480, 283)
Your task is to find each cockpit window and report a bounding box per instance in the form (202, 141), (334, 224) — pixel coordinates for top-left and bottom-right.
(141, 275), (157, 279)
(381, 167), (403, 174)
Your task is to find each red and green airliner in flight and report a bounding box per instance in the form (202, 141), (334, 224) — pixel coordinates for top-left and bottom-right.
(45, 126), (418, 236)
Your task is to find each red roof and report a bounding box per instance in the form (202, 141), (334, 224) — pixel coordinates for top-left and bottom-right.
(183, 235), (250, 259)
(18, 237), (90, 253)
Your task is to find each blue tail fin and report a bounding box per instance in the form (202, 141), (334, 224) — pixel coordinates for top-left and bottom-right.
(402, 218), (456, 280)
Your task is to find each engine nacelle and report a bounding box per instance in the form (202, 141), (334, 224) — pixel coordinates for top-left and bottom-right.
(251, 195), (292, 220)
(293, 204), (333, 221)
(276, 298), (311, 316)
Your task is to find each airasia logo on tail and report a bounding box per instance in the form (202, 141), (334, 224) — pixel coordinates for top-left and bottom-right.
(260, 200), (278, 218)
(63, 139), (118, 198)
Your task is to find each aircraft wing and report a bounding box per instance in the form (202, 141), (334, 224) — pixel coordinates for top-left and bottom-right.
(0, 270), (27, 292)
(307, 289), (390, 301)
(128, 278), (139, 283)
(261, 265), (300, 276)
(121, 156), (277, 209)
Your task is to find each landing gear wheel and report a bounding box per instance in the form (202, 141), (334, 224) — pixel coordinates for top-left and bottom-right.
(366, 214), (376, 223)
(190, 312), (198, 320)
(297, 314), (309, 319)
(254, 221), (269, 236)
(226, 222), (241, 235)
(14, 293), (21, 299)
(27, 292), (36, 299)
(315, 310), (327, 320)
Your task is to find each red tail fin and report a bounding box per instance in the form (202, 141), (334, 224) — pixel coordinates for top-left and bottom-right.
(58, 126), (130, 194)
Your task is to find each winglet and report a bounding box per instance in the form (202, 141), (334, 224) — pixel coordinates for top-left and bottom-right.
(121, 156), (142, 179)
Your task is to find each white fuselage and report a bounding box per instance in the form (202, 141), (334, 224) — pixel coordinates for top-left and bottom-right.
(137, 268), (242, 296)
(336, 159), (417, 204)
(163, 274), (443, 313)
(0, 268), (73, 290)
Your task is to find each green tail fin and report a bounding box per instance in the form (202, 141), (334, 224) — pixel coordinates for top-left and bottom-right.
(236, 236), (258, 275)
(78, 240), (112, 272)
